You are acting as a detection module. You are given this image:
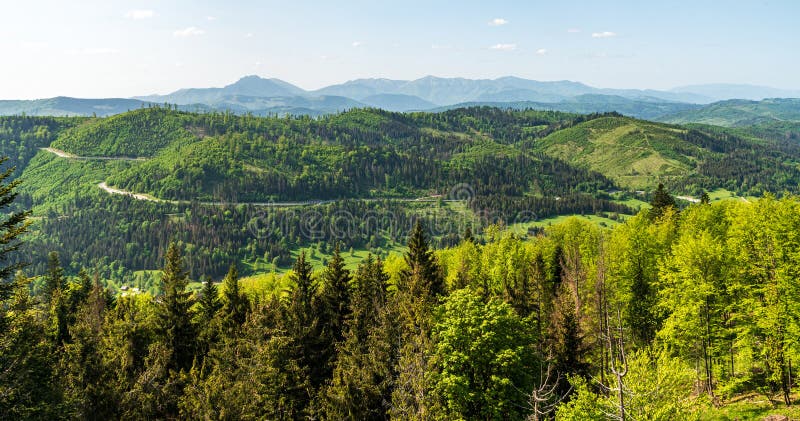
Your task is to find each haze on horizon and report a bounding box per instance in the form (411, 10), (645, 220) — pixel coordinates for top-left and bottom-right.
(1, 0), (799, 100)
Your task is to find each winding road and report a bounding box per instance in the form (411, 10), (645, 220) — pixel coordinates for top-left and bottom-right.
(41, 147), (147, 161)
(42, 147), (456, 207)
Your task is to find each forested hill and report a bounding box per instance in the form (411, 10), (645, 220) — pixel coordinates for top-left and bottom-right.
(29, 106), (800, 201)
(3, 105), (800, 284)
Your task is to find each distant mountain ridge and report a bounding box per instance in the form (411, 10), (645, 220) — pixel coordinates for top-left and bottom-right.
(670, 84), (800, 102)
(1, 75), (799, 119)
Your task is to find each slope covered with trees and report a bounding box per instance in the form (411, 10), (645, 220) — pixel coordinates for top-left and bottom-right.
(659, 98), (800, 127)
(4, 105), (800, 288)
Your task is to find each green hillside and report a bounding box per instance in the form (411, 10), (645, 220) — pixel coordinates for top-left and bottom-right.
(51, 107), (197, 157)
(56, 107), (618, 202)
(534, 115), (800, 193)
(658, 98), (800, 127)
(536, 117), (702, 188)
(4, 106), (800, 284)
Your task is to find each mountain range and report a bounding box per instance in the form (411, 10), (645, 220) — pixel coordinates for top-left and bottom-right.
(2, 75), (799, 123)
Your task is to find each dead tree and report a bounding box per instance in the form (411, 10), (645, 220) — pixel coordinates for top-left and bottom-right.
(606, 306), (629, 421)
(527, 358), (570, 421)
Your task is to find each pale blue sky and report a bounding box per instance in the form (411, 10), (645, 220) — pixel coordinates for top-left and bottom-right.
(1, 0), (798, 99)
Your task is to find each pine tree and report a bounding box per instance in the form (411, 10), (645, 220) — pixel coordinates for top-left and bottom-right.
(308, 242), (354, 409)
(287, 251), (315, 333)
(0, 272), (61, 419)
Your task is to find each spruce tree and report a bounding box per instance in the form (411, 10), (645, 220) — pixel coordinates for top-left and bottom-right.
(463, 226), (474, 243)
(156, 242), (196, 372)
(43, 251), (64, 304)
(220, 264), (248, 333)
(285, 251), (321, 408)
(550, 245), (565, 296)
(400, 221), (445, 302)
(319, 243), (351, 346)
(649, 183), (677, 220)
(197, 276), (220, 326)
(626, 261), (657, 346)
(0, 157), (29, 301)
(321, 256), (394, 419)
(700, 190), (711, 205)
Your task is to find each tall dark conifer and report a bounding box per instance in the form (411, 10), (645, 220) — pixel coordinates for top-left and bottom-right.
(319, 243), (351, 346)
(220, 264), (248, 334)
(43, 251), (64, 304)
(0, 157), (29, 301)
(156, 242), (195, 372)
(649, 183), (677, 220)
(400, 221), (445, 302)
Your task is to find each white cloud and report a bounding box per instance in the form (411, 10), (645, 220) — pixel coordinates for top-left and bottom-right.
(488, 18), (508, 26)
(489, 43), (517, 51)
(431, 44), (452, 50)
(245, 32), (254, 38)
(125, 9), (155, 20)
(174, 27), (205, 37)
(352, 41), (364, 47)
(536, 48), (548, 56)
(206, 16), (217, 21)
(592, 31), (617, 38)
(567, 28), (581, 33)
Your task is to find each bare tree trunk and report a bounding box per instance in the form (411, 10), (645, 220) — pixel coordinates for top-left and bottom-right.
(607, 306), (628, 421)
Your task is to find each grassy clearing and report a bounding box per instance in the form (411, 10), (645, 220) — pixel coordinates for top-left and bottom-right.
(699, 394), (800, 420)
(507, 213), (626, 235)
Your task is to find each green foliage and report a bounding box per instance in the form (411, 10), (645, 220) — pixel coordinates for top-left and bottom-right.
(51, 107), (196, 157)
(156, 242), (196, 373)
(556, 351), (699, 421)
(432, 288), (538, 420)
(660, 98), (800, 127)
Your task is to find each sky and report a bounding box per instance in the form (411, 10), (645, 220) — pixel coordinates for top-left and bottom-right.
(1, 0), (799, 99)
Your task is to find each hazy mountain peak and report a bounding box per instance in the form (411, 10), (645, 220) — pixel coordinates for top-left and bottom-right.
(223, 75), (305, 96)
